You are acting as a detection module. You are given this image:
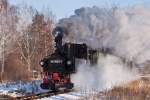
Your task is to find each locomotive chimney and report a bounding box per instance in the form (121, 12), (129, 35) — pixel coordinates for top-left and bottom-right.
(52, 27), (67, 53)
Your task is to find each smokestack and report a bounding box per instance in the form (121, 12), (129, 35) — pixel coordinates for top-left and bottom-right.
(52, 26), (67, 50)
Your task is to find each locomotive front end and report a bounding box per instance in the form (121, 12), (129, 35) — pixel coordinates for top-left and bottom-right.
(40, 53), (74, 91)
(40, 27), (74, 91)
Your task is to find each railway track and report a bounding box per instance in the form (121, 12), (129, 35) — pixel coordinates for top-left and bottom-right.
(0, 89), (72, 100)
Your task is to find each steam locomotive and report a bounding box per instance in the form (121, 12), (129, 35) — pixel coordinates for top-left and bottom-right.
(40, 27), (98, 91)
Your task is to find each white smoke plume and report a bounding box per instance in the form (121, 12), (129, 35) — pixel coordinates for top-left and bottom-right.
(58, 5), (150, 65)
(58, 5), (150, 90)
(71, 53), (138, 90)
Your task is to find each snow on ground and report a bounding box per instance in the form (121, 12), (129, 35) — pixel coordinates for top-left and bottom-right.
(0, 80), (101, 100)
(39, 91), (99, 100)
(38, 75), (147, 100)
(40, 92), (85, 100)
(0, 80), (48, 97)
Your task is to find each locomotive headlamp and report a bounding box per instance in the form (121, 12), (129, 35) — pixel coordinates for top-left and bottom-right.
(67, 60), (72, 65)
(40, 61), (44, 66)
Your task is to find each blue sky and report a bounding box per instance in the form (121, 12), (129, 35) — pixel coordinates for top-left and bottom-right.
(9, 0), (150, 20)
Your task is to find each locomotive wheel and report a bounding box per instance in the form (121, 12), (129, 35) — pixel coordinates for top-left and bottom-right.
(40, 82), (56, 91)
(65, 83), (74, 89)
(40, 83), (49, 89)
(49, 82), (56, 91)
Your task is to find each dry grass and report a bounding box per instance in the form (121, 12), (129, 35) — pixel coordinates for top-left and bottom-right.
(99, 77), (150, 100)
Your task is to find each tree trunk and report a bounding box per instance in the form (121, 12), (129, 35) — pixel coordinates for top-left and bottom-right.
(1, 39), (5, 82)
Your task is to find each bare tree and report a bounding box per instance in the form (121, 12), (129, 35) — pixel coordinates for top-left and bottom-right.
(16, 3), (54, 79)
(0, 1), (54, 81)
(28, 12), (54, 79)
(16, 4), (37, 75)
(31, 12), (54, 56)
(0, 0), (18, 81)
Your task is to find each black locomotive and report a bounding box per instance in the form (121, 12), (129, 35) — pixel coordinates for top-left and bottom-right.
(40, 27), (98, 91)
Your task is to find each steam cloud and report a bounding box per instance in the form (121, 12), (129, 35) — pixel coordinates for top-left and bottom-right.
(58, 5), (150, 90)
(58, 5), (150, 65)
(71, 53), (137, 90)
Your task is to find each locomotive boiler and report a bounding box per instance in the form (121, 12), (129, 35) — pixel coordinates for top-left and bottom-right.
(40, 27), (98, 91)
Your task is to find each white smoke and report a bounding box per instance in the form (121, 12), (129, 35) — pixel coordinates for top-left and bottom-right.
(58, 5), (150, 90)
(58, 5), (150, 65)
(71, 53), (138, 90)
